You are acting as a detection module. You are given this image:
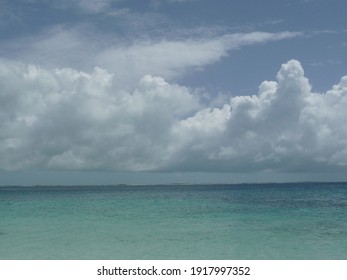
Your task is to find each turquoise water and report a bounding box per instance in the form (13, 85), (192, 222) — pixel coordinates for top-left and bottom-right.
(1, 183), (346, 259)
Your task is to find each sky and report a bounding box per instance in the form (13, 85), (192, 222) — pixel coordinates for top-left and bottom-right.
(0, 0), (347, 185)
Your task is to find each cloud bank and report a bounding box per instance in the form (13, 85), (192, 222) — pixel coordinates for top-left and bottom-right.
(1, 58), (347, 173)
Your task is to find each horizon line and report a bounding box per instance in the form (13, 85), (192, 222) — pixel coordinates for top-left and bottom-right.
(1, 181), (347, 188)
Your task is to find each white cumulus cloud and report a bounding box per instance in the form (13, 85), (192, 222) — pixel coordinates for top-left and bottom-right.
(169, 60), (347, 172)
(0, 58), (346, 173)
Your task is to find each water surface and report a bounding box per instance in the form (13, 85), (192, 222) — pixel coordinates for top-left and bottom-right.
(1, 183), (346, 259)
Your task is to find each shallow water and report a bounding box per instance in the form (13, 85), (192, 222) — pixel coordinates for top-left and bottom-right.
(1, 183), (346, 259)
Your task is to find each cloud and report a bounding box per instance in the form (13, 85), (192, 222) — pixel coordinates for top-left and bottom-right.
(0, 60), (200, 171)
(76, 0), (114, 13)
(96, 32), (302, 83)
(0, 58), (347, 173)
(169, 60), (347, 172)
(151, 0), (200, 5)
(1, 28), (301, 91)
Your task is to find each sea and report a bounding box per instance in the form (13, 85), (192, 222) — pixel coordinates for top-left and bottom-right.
(0, 183), (346, 260)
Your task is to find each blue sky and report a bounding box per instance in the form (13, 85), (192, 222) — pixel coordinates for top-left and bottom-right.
(0, 0), (347, 185)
